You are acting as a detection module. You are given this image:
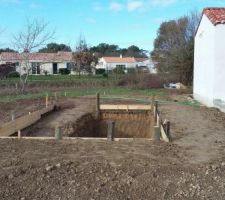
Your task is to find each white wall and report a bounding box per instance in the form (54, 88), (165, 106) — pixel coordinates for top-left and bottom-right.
(213, 24), (225, 111)
(194, 15), (216, 107)
(15, 61), (68, 75)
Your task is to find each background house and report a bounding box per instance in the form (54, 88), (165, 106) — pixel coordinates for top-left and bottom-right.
(0, 51), (73, 75)
(194, 7), (225, 112)
(96, 55), (156, 73)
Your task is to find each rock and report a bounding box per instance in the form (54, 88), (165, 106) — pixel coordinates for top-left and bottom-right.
(56, 163), (61, 168)
(46, 165), (56, 171)
(8, 174), (14, 179)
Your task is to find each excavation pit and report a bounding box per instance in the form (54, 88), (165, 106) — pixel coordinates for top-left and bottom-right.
(70, 111), (154, 139)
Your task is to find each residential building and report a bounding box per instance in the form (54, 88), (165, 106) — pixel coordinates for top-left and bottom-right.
(0, 51), (73, 75)
(96, 55), (156, 73)
(194, 7), (225, 112)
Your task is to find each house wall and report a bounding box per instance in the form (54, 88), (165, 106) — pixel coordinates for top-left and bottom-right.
(194, 14), (216, 107)
(15, 61), (68, 75)
(213, 24), (225, 111)
(95, 58), (140, 71)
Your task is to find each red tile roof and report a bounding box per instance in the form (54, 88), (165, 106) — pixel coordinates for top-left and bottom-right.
(0, 51), (73, 62)
(103, 57), (136, 63)
(203, 7), (225, 25)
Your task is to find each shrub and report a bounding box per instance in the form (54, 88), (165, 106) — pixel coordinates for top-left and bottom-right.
(7, 71), (20, 78)
(59, 68), (70, 75)
(102, 73), (108, 78)
(96, 68), (106, 75)
(117, 74), (165, 89)
(113, 66), (125, 74)
(127, 68), (136, 74)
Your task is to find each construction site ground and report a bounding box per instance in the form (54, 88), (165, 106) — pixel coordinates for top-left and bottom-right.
(1, 95), (225, 199)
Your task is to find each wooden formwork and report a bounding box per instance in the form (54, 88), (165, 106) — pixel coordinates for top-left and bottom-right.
(0, 105), (55, 137)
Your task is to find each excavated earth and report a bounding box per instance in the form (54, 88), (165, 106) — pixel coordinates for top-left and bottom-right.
(1, 96), (225, 199)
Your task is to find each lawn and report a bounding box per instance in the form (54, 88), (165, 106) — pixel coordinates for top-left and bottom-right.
(0, 87), (167, 102)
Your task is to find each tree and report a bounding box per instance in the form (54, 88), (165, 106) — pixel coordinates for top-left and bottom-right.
(151, 11), (200, 85)
(0, 48), (17, 53)
(90, 43), (148, 58)
(12, 19), (54, 92)
(38, 43), (71, 53)
(73, 35), (97, 77)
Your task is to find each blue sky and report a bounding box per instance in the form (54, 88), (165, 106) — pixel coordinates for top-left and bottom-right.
(0, 0), (224, 52)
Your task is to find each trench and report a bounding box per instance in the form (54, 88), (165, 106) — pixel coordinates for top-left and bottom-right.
(68, 111), (154, 139)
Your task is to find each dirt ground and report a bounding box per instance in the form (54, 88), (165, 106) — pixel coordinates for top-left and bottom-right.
(1, 95), (225, 199)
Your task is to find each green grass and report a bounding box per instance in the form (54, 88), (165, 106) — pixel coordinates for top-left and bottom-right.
(0, 88), (167, 102)
(1, 74), (122, 83)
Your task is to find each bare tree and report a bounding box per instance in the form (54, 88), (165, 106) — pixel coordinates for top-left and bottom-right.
(73, 35), (97, 77)
(13, 19), (54, 92)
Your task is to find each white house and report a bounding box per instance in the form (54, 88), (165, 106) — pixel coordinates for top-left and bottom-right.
(194, 7), (225, 112)
(0, 51), (73, 75)
(96, 55), (156, 73)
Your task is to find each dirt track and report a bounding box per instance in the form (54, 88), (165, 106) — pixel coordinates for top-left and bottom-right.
(1, 96), (225, 199)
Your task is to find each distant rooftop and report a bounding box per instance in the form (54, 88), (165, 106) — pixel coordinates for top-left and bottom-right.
(203, 7), (225, 25)
(102, 56), (149, 63)
(0, 51), (73, 62)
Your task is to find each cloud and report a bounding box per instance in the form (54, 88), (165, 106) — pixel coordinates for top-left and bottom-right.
(127, 0), (144, 12)
(110, 2), (123, 12)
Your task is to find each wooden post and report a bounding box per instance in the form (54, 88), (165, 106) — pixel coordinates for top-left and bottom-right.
(156, 114), (160, 127)
(96, 93), (100, 119)
(64, 91), (67, 97)
(11, 111), (15, 121)
(55, 126), (62, 140)
(54, 92), (57, 101)
(154, 101), (158, 123)
(18, 130), (21, 139)
(165, 120), (170, 138)
(151, 95), (155, 110)
(107, 121), (115, 142)
(153, 126), (160, 141)
(46, 93), (49, 108)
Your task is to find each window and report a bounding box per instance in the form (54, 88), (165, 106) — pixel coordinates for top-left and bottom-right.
(36, 63), (41, 74)
(32, 63), (36, 74)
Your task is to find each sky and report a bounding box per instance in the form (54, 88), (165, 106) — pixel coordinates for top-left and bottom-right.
(0, 0), (224, 52)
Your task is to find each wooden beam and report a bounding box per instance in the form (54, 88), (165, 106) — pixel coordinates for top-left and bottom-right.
(0, 105), (55, 137)
(100, 104), (152, 111)
(0, 137), (154, 141)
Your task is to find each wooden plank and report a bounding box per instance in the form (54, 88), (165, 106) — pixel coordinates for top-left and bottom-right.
(0, 105), (55, 137)
(0, 112), (41, 137)
(0, 137), (153, 141)
(100, 104), (152, 111)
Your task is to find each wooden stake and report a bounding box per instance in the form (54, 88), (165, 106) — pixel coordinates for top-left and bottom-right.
(154, 101), (158, 123)
(55, 126), (62, 140)
(46, 93), (49, 108)
(165, 120), (170, 138)
(107, 121), (115, 142)
(153, 126), (160, 141)
(18, 130), (21, 139)
(157, 114), (160, 127)
(151, 95), (155, 110)
(64, 91), (67, 97)
(96, 93), (100, 119)
(11, 111), (15, 121)
(54, 92), (57, 101)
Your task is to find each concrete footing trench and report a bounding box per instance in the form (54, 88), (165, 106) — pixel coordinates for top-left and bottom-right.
(0, 97), (168, 142)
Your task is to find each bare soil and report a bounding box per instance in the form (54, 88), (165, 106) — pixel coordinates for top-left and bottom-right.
(1, 95), (225, 199)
